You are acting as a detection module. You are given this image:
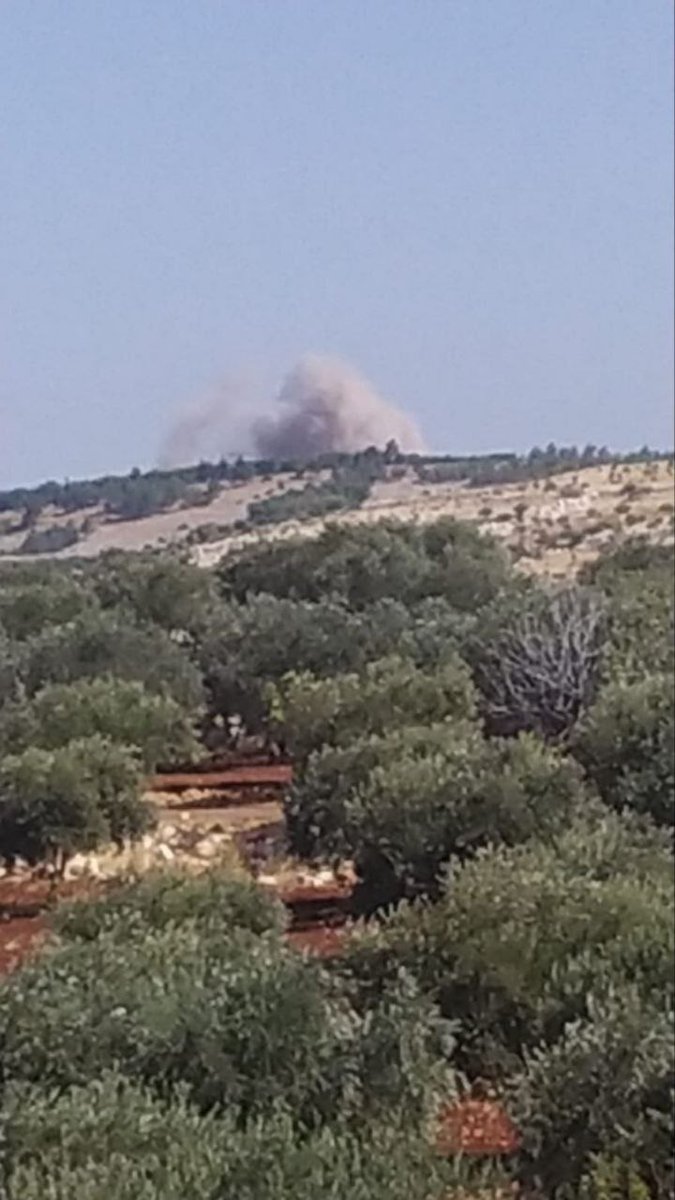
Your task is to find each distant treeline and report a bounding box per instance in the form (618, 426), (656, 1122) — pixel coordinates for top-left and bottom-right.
(0, 442), (669, 528)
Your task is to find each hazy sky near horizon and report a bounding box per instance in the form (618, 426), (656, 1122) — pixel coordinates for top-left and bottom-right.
(1, 1), (672, 488)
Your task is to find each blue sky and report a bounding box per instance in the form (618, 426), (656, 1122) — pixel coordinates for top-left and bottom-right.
(1, 1), (672, 487)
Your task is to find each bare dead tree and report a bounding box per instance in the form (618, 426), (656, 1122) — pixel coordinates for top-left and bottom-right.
(472, 586), (606, 740)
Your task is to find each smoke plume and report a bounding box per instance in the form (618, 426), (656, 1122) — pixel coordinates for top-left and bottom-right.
(160, 354), (425, 467)
(253, 355), (425, 459)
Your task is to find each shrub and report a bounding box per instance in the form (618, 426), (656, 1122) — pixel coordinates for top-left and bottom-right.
(345, 732), (589, 910)
(199, 594), (415, 731)
(469, 586), (606, 739)
(285, 723), (463, 862)
(0, 677), (200, 771)
(267, 654), (476, 762)
(51, 869), (286, 942)
(338, 813), (673, 1075)
(572, 675), (674, 826)
(0, 576), (92, 641)
(1, 1075), (461, 1200)
(0, 737), (150, 872)
(217, 517), (511, 612)
(0, 923), (451, 1127)
(507, 992), (674, 1198)
(19, 522), (79, 555)
(19, 606), (204, 705)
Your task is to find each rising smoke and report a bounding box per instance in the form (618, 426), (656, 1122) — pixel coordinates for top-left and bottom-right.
(252, 355), (426, 459)
(160, 355), (425, 467)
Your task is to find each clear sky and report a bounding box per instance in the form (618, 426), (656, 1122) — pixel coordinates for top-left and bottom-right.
(1, 1), (672, 487)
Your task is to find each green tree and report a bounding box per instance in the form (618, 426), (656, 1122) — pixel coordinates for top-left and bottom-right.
(340, 813), (673, 1073)
(19, 606), (203, 706)
(572, 674), (674, 826)
(0, 737), (149, 873)
(51, 868), (286, 942)
(217, 517), (511, 611)
(0, 924), (451, 1127)
(267, 653), (476, 763)
(507, 992), (674, 1198)
(88, 551), (218, 635)
(346, 730), (589, 909)
(2, 1075), (463, 1200)
(0, 677), (199, 771)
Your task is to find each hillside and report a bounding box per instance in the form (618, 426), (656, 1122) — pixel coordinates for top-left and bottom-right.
(1, 454), (672, 577)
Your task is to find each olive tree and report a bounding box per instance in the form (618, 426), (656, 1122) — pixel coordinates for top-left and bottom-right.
(0, 737), (150, 874)
(0, 677), (200, 771)
(267, 653), (476, 763)
(572, 674), (674, 826)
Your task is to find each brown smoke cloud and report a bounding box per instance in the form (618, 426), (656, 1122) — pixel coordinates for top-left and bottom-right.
(252, 354), (426, 459)
(160, 354), (425, 467)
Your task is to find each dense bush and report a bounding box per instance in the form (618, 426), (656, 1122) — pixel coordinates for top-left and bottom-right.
(285, 723), (460, 861)
(338, 813), (673, 1073)
(268, 653), (476, 762)
(0, 737), (149, 871)
(218, 518), (512, 611)
(199, 594), (415, 730)
(289, 720), (588, 909)
(346, 731), (589, 909)
(0, 575), (92, 641)
(507, 992), (674, 1198)
(88, 552), (218, 635)
(0, 677), (200, 771)
(1, 1074), (463, 1200)
(51, 868), (287, 942)
(572, 674), (674, 826)
(20, 522), (80, 555)
(0, 923), (451, 1127)
(18, 605), (204, 705)
(246, 467), (372, 528)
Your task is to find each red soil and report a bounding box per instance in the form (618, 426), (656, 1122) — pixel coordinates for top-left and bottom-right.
(286, 925), (349, 958)
(0, 915), (47, 974)
(149, 764), (293, 792)
(436, 1099), (520, 1156)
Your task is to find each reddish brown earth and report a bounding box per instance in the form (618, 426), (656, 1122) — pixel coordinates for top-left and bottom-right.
(149, 764), (293, 793)
(436, 1099), (520, 1156)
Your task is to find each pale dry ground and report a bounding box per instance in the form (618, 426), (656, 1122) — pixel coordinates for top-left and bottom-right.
(2, 460), (672, 577)
(0, 470), (327, 559)
(193, 459), (674, 579)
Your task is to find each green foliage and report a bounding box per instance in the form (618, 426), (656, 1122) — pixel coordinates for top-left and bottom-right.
(88, 552), (218, 634)
(19, 605), (203, 705)
(572, 675), (674, 825)
(0, 677), (200, 770)
(346, 731), (589, 909)
(584, 540), (674, 684)
(268, 653), (476, 762)
(285, 723), (458, 861)
(1, 1075), (460, 1200)
(0, 737), (149, 870)
(218, 517), (511, 611)
(200, 594), (414, 730)
(0, 574), (92, 641)
(246, 467), (372, 528)
(339, 813), (673, 1074)
(19, 522), (80, 554)
(507, 992), (674, 1198)
(51, 868), (287, 942)
(0, 924), (451, 1127)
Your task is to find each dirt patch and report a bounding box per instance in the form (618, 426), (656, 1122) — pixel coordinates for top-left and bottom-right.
(149, 764), (292, 793)
(436, 1100), (520, 1157)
